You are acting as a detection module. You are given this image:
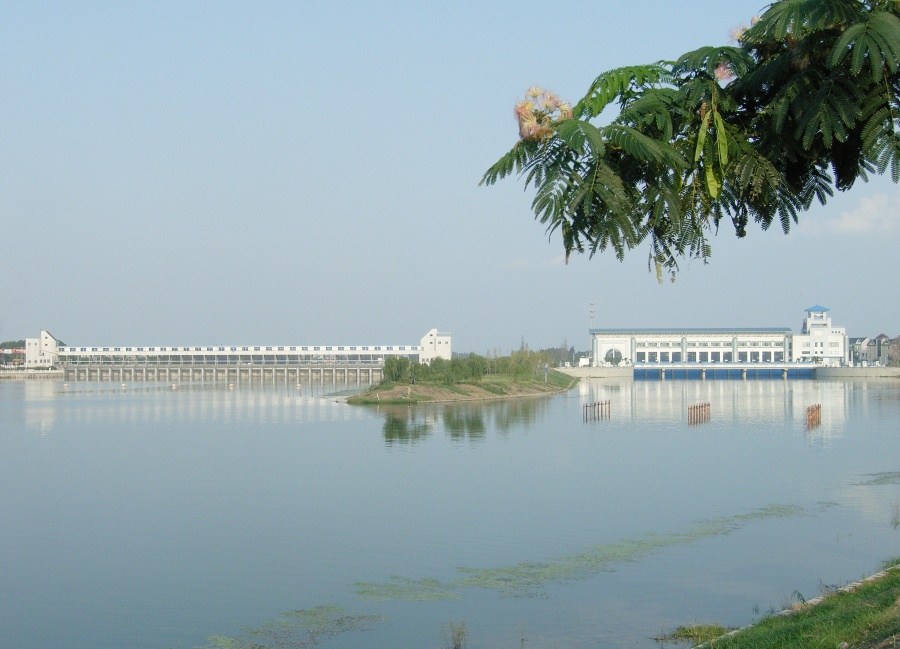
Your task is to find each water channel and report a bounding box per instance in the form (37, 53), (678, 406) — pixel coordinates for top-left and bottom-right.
(1, 377), (898, 648)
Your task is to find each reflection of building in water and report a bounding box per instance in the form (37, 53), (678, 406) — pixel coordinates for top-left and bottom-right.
(19, 383), (368, 436)
(579, 379), (851, 444)
(23, 382), (58, 435)
(589, 306), (848, 368)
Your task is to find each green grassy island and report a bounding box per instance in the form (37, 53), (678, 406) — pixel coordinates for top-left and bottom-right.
(346, 351), (577, 405)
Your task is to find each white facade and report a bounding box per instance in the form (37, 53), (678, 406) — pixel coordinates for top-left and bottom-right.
(591, 328), (791, 366)
(787, 306), (847, 366)
(25, 331), (61, 369)
(590, 307), (847, 367)
(419, 328), (452, 364)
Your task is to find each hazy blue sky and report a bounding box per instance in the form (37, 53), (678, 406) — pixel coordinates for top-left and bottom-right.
(2, 1), (898, 353)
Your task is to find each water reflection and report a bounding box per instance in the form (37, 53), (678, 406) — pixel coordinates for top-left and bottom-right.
(5, 381), (368, 435)
(369, 379), (893, 448)
(375, 396), (555, 445)
(442, 406), (486, 442)
(574, 378), (891, 446)
(380, 406), (434, 445)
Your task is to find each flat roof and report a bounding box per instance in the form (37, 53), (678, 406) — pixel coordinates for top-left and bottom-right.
(589, 328), (792, 334)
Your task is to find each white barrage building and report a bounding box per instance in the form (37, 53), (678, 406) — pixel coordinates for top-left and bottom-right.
(590, 306), (848, 367)
(787, 306), (847, 365)
(25, 328), (451, 369)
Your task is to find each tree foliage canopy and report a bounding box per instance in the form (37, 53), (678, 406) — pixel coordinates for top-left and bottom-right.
(481, 0), (900, 279)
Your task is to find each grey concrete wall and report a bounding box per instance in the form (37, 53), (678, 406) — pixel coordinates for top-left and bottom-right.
(816, 366), (900, 379)
(558, 366), (634, 379)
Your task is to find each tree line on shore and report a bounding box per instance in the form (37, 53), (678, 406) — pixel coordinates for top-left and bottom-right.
(383, 348), (564, 385)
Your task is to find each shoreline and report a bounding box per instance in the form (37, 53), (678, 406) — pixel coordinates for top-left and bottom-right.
(346, 372), (578, 405)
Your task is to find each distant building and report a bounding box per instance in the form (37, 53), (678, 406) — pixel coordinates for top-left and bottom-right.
(419, 329), (453, 364)
(590, 327), (791, 366)
(24, 331), (61, 369)
(25, 329), (451, 369)
(849, 337), (878, 365)
(786, 306), (847, 367)
(589, 306), (848, 367)
(877, 334), (900, 366)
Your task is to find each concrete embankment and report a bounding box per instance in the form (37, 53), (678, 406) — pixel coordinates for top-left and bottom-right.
(559, 366), (900, 380)
(558, 366), (634, 380)
(0, 370), (64, 381)
(816, 366), (900, 379)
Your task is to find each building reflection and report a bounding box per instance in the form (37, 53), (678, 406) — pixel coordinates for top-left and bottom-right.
(16, 381), (367, 436)
(577, 378), (895, 446)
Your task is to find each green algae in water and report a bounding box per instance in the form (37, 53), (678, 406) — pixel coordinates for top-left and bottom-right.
(353, 576), (460, 602)
(354, 504), (807, 600)
(854, 471), (900, 486)
(455, 505), (806, 597)
(202, 605), (382, 649)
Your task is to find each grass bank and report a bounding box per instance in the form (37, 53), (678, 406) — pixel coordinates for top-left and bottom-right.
(660, 558), (900, 648)
(346, 369), (576, 405)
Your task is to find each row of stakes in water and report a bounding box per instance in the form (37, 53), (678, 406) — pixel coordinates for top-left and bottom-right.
(806, 403), (822, 429)
(689, 402), (711, 425)
(583, 401), (611, 420)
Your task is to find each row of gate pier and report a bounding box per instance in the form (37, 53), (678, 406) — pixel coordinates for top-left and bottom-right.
(61, 364), (382, 385)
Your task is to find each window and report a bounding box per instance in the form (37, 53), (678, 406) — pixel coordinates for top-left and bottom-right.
(266, 347), (273, 351)
(92, 347), (98, 352)
(149, 348), (155, 352)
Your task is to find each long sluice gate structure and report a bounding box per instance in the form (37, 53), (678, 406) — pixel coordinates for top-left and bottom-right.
(63, 364), (382, 386)
(29, 328), (453, 384)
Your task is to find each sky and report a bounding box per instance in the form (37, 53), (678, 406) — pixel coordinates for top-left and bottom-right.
(2, 1), (898, 354)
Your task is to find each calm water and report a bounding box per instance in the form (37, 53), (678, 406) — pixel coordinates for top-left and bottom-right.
(1, 378), (898, 649)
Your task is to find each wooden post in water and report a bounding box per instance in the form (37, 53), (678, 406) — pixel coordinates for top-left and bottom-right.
(583, 400), (611, 421)
(689, 402), (711, 425)
(806, 403), (821, 429)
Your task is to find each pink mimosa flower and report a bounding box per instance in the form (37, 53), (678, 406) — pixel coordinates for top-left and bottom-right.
(514, 99), (535, 121)
(715, 63), (734, 81)
(728, 25), (747, 43)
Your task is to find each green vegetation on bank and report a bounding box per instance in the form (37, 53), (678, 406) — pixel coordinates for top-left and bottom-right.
(347, 349), (577, 405)
(661, 558), (900, 648)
